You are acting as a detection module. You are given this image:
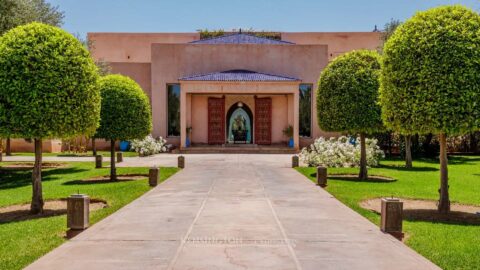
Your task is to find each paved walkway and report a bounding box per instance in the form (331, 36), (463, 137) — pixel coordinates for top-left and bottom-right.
(25, 154), (439, 270)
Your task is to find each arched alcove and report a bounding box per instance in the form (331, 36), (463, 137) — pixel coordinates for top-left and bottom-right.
(226, 102), (253, 144)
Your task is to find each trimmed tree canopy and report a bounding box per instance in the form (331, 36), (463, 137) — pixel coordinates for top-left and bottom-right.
(380, 5), (480, 135)
(0, 22), (100, 138)
(95, 74), (152, 140)
(317, 50), (383, 134)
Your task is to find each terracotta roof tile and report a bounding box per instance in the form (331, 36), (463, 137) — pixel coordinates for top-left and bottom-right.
(179, 70), (300, 82)
(190, 33), (294, 45)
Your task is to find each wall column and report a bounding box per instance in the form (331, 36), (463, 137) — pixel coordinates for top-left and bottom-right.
(293, 91), (300, 149)
(180, 90), (187, 148)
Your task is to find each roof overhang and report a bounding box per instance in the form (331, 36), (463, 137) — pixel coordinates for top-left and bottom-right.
(179, 69), (301, 82)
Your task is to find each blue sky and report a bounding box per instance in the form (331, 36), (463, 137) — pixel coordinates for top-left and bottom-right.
(49, 0), (479, 37)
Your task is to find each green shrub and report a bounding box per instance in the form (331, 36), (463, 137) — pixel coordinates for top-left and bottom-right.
(95, 75), (151, 141)
(95, 74), (152, 180)
(0, 22), (100, 139)
(317, 50), (383, 134)
(380, 5), (480, 213)
(0, 22), (100, 213)
(380, 5), (480, 135)
(317, 50), (383, 179)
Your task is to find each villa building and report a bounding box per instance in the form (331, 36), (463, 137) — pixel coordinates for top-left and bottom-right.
(10, 31), (382, 152)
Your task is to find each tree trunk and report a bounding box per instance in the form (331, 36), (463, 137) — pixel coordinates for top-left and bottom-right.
(359, 133), (368, 180)
(30, 138), (44, 214)
(6, 138), (11, 156)
(110, 139), (116, 181)
(438, 133), (450, 214)
(387, 132), (392, 158)
(423, 133), (435, 158)
(470, 132), (478, 154)
(405, 135), (413, 168)
(92, 138), (97, 156)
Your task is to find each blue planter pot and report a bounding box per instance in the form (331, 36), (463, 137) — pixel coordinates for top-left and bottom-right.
(186, 137), (191, 147)
(288, 138), (294, 148)
(119, 141), (130, 151)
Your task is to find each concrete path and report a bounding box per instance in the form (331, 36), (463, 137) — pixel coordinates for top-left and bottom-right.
(25, 154), (439, 270)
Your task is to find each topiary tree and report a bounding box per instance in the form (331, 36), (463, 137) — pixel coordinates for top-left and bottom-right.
(95, 74), (152, 181)
(380, 5), (480, 213)
(380, 19), (414, 169)
(0, 22), (101, 214)
(317, 50), (383, 180)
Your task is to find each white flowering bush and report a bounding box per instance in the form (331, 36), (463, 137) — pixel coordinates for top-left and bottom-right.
(130, 135), (167, 156)
(300, 136), (384, 167)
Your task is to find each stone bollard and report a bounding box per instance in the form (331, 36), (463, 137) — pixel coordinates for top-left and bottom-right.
(149, 167), (159, 187)
(67, 194), (90, 238)
(95, 155), (103, 168)
(380, 198), (404, 240)
(178, 155), (185, 168)
(292, 155), (299, 168)
(316, 166), (327, 187)
(116, 152), (123, 163)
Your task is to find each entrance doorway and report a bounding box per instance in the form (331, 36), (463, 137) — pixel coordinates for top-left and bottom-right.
(226, 102), (253, 144)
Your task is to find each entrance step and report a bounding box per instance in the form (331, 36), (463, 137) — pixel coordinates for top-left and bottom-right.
(180, 145), (298, 154)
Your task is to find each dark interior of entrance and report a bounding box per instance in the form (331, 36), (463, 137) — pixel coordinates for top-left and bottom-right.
(226, 102), (253, 144)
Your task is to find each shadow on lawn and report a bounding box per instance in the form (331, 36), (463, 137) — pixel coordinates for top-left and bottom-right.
(0, 208), (67, 224)
(0, 166), (88, 190)
(309, 173), (396, 183)
(413, 156), (480, 165)
(378, 164), (438, 172)
(0, 198), (107, 224)
(64, 179), (134, 185)
(63, 174), (148, 185)
(403, 209), (480, 226)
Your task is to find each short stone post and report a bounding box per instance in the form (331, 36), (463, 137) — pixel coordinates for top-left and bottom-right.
(178, 155), (185, 168)
(149, 167), (159, 187)
(95, 155), (103, 168)
(316, 166), (327, 187)
(380, 198), (404, 240)
(67, 194), (90, 238)
(116, 152), (123, 163)
(292, 155), (299, 168)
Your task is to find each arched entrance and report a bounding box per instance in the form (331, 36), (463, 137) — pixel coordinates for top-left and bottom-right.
(226, 102), (253, 144)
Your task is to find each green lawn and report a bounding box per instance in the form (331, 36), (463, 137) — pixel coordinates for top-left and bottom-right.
(10, 150), (138, 157)
(0, 162), (179, 270)
(297, 156), (480, 270)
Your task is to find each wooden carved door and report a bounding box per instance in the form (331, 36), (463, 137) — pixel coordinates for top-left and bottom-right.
(254, 97), (272, 145)
(208, 97), (225, 145)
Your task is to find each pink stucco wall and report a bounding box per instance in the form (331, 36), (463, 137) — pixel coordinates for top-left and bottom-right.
(8, 32), (384, 152)
(109, 63), (152, 98)
(271, 95), (289, 143)
(151, 43), (328, 146)
(281, 32), (382, 61)
(9, 139), (62, 153)
(88, 33), (199, 63)
(190, 95), (208, 144)
(86, 32), (381, 149)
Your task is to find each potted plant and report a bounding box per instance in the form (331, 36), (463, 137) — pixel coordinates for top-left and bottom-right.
(119, 140), (130, 151)
(283, 125), (294, 148)
(186, 126), (192, 147)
